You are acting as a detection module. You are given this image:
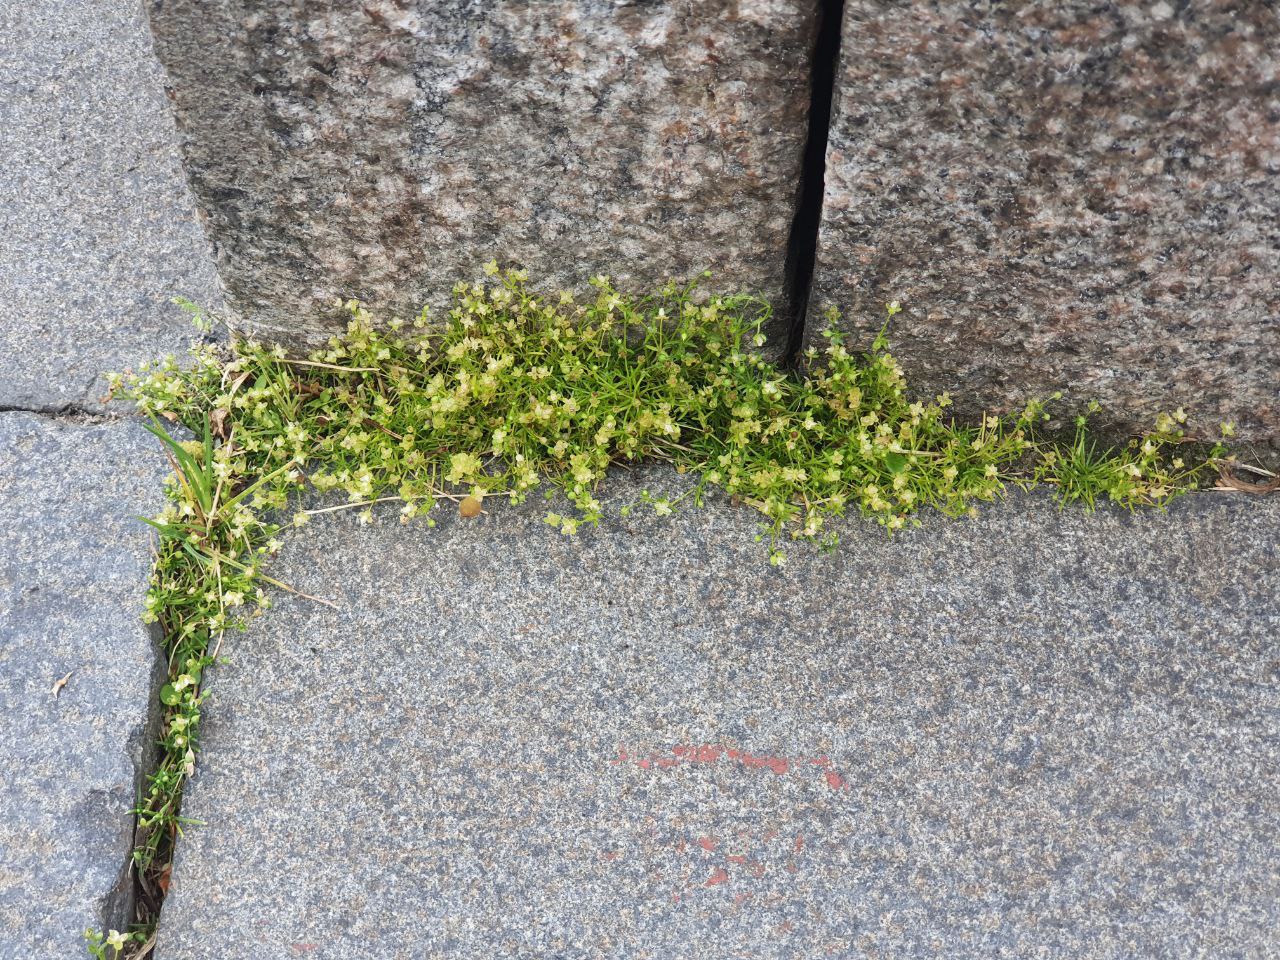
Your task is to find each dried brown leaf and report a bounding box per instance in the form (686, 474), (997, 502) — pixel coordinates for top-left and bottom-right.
(1218, 462), (1280, 495)
(210, 407), (230, 440)
(51, 670), (74, 698)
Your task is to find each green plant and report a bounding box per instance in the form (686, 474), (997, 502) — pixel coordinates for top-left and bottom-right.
(131, 413), (299, 870)
(84, 928), (146, 959)
(96, 267), (1232, 954)
(1033, 403), (1225, 510)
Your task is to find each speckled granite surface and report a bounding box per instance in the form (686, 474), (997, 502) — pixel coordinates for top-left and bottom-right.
(0, 0), (220, 413)
(146, 0), (817, 353)
(0, 415), (167, 958)
(810, 1), (1279, 444)
(157, 469), (1279, 959)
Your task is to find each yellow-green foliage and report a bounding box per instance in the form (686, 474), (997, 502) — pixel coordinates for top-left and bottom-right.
(98, 267), (1225, 956)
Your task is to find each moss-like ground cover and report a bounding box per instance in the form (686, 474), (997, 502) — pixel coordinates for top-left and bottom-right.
(89, 269), (1231, 956)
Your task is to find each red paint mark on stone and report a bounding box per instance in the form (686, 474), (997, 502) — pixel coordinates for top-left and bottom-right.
(794, 834), (804, 852)
(603, 850), (620, 861)
(673, 743), (725, 764)
(727, 854), (747, 865)
(615, 742), (848, 787)
(735, 751), (790, 775)
(698, 836), (718, 852)
(705, 867), (730, 887)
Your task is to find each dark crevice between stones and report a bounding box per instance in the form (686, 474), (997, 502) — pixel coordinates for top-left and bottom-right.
(0, 403), (118, 424)
(95, 619), (169, 951)
(120, 618), (172, 939)
(782, 0), (845, 367)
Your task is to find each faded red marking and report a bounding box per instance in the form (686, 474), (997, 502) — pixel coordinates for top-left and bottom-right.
(749, 861), (766, 878)
(673, 743), (724, 764)
(744, 753), (790, 775)
(825, 771), (846, 790)
(697, 836), (718, 852)
(618, 743), (844, 784)
(734, 892), (753, 905)
(726, 854), (747, 865)
(705, 867), (730, 887)
(794, 834), (804, 852)
(603, 850), (620, 861)
(763, 828), (779, 841)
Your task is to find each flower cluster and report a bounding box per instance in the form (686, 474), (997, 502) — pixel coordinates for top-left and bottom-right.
(102, 268), (1229, 953)
(1033, 403), (1225, 509)
(84, 928), (144, 959)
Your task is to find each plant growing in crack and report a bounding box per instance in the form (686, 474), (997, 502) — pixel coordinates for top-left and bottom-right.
(84, 928), (146, 960)
(92, 267), (1236, 955)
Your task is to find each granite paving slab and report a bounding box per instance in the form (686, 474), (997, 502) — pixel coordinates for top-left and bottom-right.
(809, 1), (1280, 444)
(145, 0), (816, 352)
(0, 414), (168, 958)
(0, 0), (221, 412)
(157, 469), (1279, 959)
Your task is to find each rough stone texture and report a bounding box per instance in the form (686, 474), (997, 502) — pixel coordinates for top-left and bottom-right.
(145, 0), (817, 352)
(158, 468), (1279, 959)
(0, 0), (222, 413)
(0, 414), (167, 957)
(810, 1), (1280, 444)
